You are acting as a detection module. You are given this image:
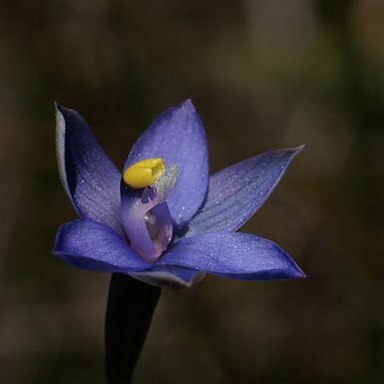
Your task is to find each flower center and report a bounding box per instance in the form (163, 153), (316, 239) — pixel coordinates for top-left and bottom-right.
(120, 158), (179, 262)
(123, 158), (166, 189)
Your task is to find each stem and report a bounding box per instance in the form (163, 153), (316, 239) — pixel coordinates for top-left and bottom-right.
(104, 273), (161, 384)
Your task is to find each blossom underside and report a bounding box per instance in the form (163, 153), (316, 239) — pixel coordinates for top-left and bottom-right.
(53, 100), (305, 288)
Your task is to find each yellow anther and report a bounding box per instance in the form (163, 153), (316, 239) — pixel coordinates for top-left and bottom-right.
(123, 158), (166, 189)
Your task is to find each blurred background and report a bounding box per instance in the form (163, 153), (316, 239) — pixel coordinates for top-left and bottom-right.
(0, 0), (383, 383)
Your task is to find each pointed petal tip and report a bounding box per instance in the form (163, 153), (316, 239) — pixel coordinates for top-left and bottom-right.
(274, 144), (305, 165)
(55, 103), (73, 122)
(180, 98), (196, 112)
(293, 266), (306, 279)
(294, 144), (306, 153)
(54, 102), (63, 116)
(54, 103), (85, 118)
(284, 144), (305, 156)
(275, 145), (306, 157)
(54, 102), (66, 114)
(284, 251), (306, 279)
(297, 143), (306, 150)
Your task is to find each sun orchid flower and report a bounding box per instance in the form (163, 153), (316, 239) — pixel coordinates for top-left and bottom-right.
(53, 100), (305, 288)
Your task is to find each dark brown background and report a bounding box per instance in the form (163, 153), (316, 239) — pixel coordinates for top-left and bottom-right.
(0, 1), (383, 383)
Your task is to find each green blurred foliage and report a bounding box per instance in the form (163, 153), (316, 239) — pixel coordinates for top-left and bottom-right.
(0, 0), (383, 383)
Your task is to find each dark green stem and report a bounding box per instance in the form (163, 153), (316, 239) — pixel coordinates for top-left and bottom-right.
(105, 273), (161, 384)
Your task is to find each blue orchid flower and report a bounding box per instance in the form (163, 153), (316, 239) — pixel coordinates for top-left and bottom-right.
(53, 100), (305, 288)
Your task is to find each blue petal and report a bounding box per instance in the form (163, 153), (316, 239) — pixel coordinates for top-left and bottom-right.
(159, 232), (305, 280)
(124, 100), (209, 227)
(56, 104), (123, 234)
(131, 266), (205, 288)
(53, 219), (151, 272)
(187, 147), (303, 234)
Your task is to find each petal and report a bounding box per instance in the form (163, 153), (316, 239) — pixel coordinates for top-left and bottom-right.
(158, 232), (305, 280)
(56, 104), (123, 234)
(130, 267), (205, 288)
(124, 100), (209, 226)
(187, 147), (303, 234)
(53, 219), (151, 272)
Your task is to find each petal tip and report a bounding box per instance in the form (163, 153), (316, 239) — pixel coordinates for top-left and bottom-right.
(284, 144), (305, 157)
(295, 267), (307, 279)
(54, 103), (63, 119)
(295, 144), (306, 153)
(180, 98), (196, 113)
(54, 102), (66, 114)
